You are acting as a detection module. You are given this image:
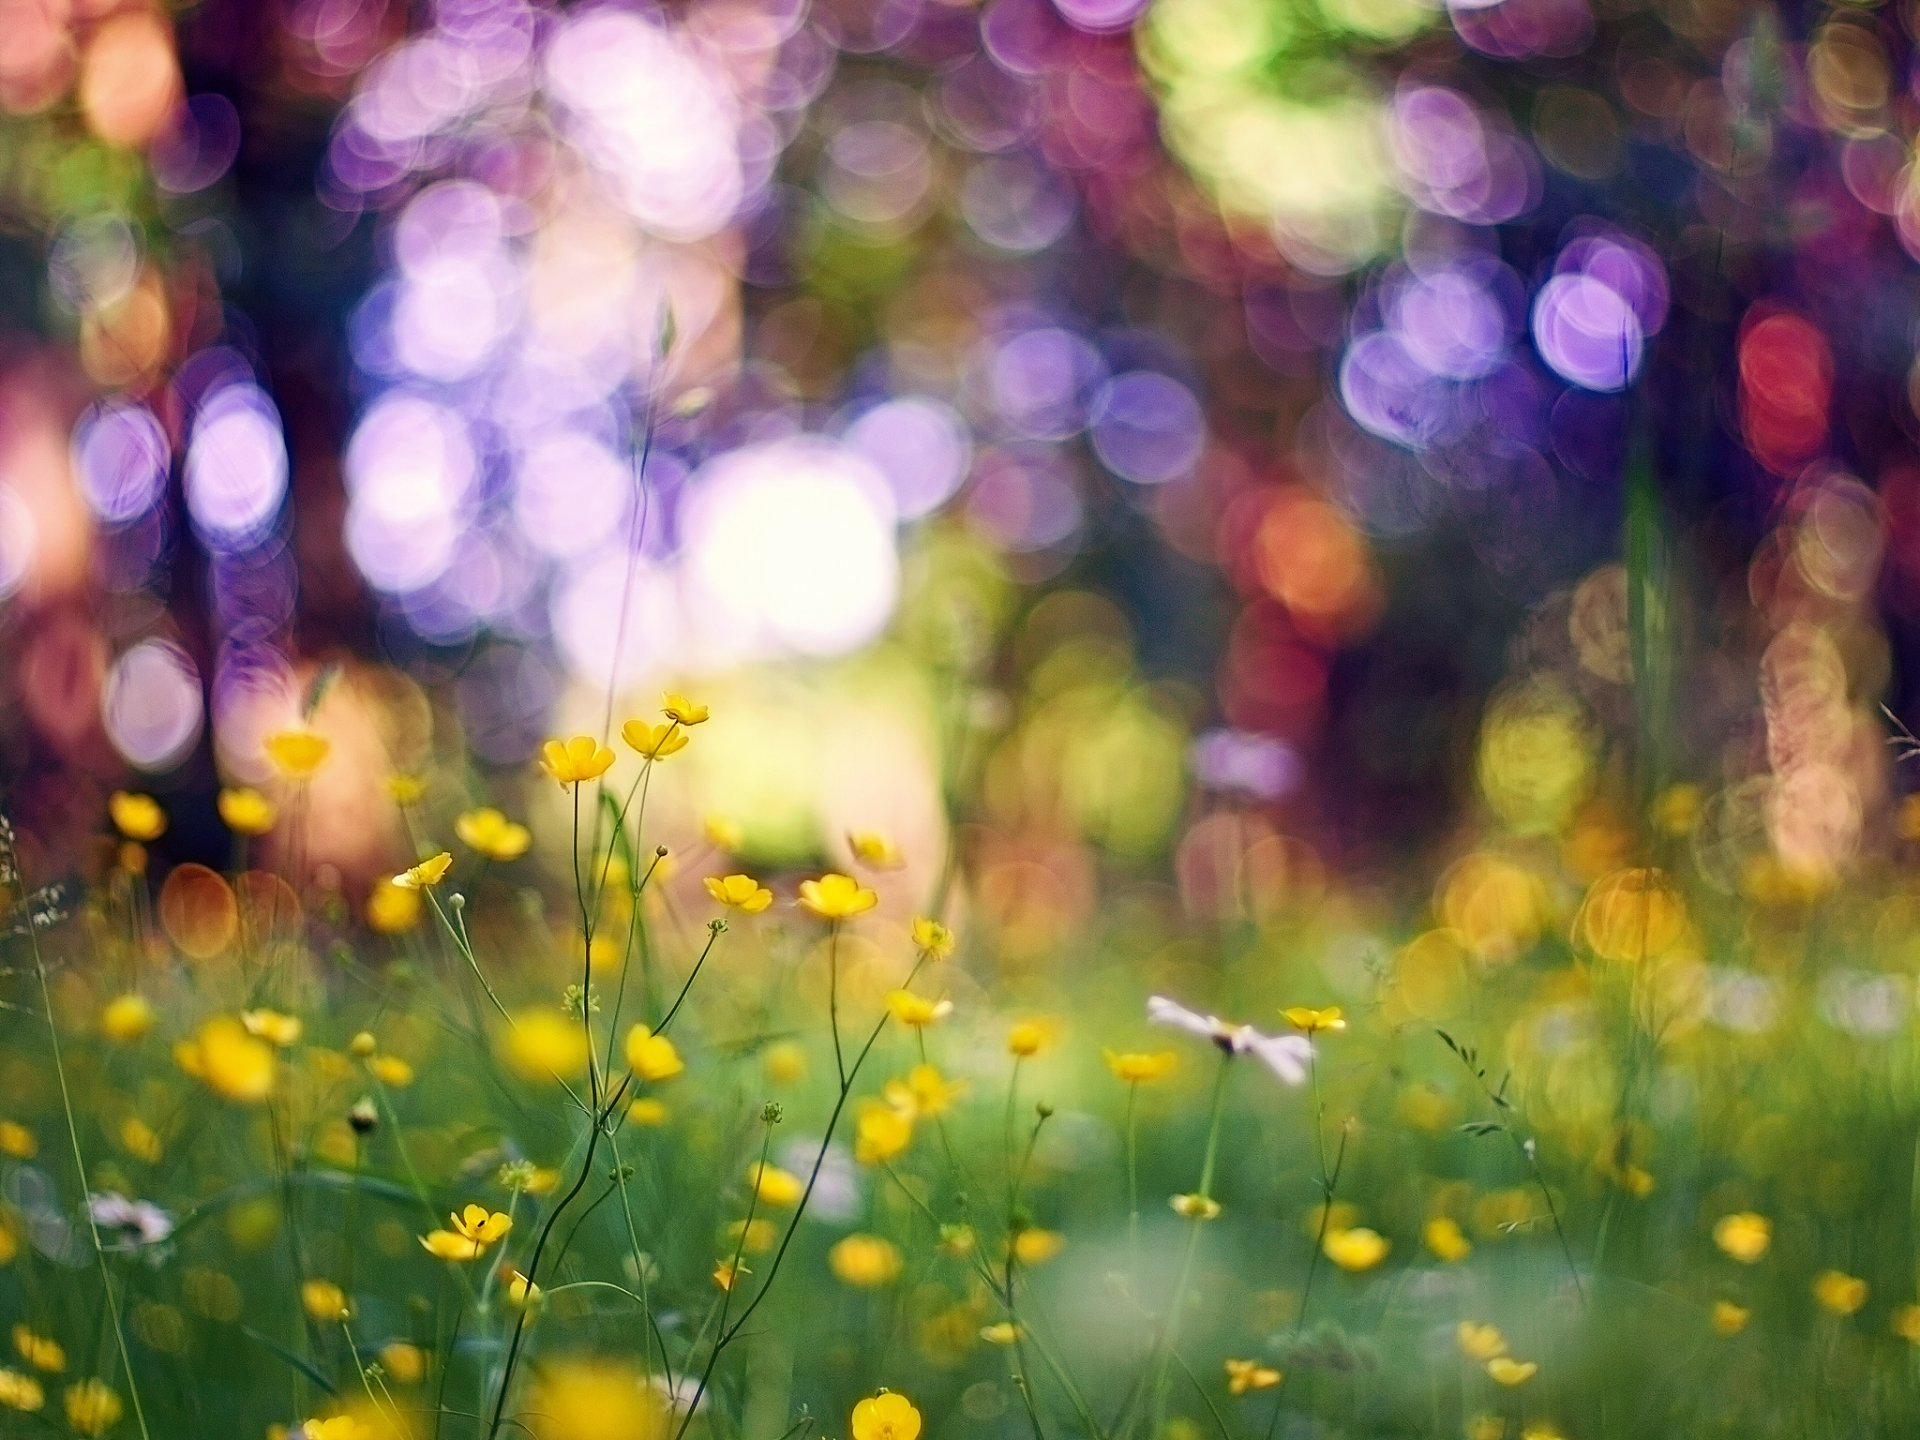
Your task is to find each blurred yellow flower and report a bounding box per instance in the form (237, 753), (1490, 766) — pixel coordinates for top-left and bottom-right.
(764, 1042), (807, 1085)
(301, 1279), (349, 1321)
(884, 1064), (965, 1118)
(1814, 1270), (1868, 1316)
(378, 1342), (426, 1385)
(218, 786), (277, 836)
(385, 774), (428, 806)
(621, 720), (688, 760)
(799, 873), (878, 920)
(1225, 1358), (1281, 1394)
(1103, 1049), (1177, 1083)
(729, 1219), (776, 1253)
(0, 1367), (43, 1412)
(1712, 1300), (1751, 1336)
(1171, 1193), (1221, 1221)
(705, 874), (773, 912)
(100, 994), (154, 1043)
(662, 693), (710, 726)
(980, 1321), (1021, 1345)
(749, 1163), (804, 1207)
(0, 1124), (39, 1160)
(1713, 1212), (1771, 1264)
(456, 808), (532, 862)
(500, 1011), (591, 1083)
(713, 1258), (749, 1291)
(264, 728), (331, 781)
(1013, 1229), (1064, 1264)
(242, 1009), (303, 1048)
(1893, 1304), (1920, 1342)
(370, 1055), (414, 1087)
(829, 1234), (903, 1287)
(1456, 1322), (1506, 1361)
(506, 1270), (542, 1308)
(1650, 782), (1703, 837)
(63, 1379), (122, 1436)
(849, 831), (905, 870)
(540, 736), (615, 787)
(1487, 1357), (1538, 1386)
(910, 917), (955, 959)
(855, 1102), (914, 1165)
(1281, 1006), (1345, 1034)
(120, 1117), (162, 1163)
(1424, 1216), (1472, 1263)
(176, 1017), (275, 1103)
(108, 790), (166, 841)
(703, 815), (744, 851)
(627, 1098), (669, 1127)
(1006, 1019), (1057, 1057)
(850, 1391), (920, 1440)
(886, 991), (952, 1028)
(527, 1360), (666, 1440)
(394, 851), (454, 890)
(1323, 1227), (1390, 1272)
(624, 1025), (685, 1082)
(11, 1328), (62, 1372)
(365, 880), (423, 935)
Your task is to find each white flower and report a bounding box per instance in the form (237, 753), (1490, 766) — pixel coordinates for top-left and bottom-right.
(87, 1191), (174, 1247)
(1146, 995), (1312, 1086)
(1245, 1031), (1313, 1085)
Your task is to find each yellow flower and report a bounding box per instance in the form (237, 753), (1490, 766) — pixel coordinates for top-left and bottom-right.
(910, 916), (955, 959)
(1225, 1358), (1281, 1395)
(729, 1219), (776, 1253)
(63, 1379), (122, 1437)
(1486, 1358), (1537, 1387)
(1713, 1212), (1771, 1264)
(505, 1270), (541, 1308)
(705, 874), (773, 913)
(1650, 782), (1703, 837)
(704, 815), (744, 851)
(394, 851), (454, 890)
(451, 1204), (513, 1245)
(1713, 1300), (1751, 1336)
(765, 1041), (807, 1085)
(11, 1328), (62, 1372)
(218, 786), (278, 836)
(528, 1361), (664, 1440)
(1456, 1322), (1507, 1361)
(119, 1117), (162, 1164)
(1104, 1049), (1177, 1084)
(661, 693), (710, 726)
(264, 727), (331, 781)
(301, 1279), (350, 1321)
(108, 791), (166, 842)
(850, 1392), (921, 1440)
(1013, 1229), (1064, 1265)
(385, 773), (428, 806)
(1171, 1193), (1222, 1220)
(883, 1064), (966, 1118)
(100, 994), (154, 1043)
(624, 1025), (685, 1082)
(241, 1009), (303, 1047)
(1425, 1216), (1472, 1263)
(1006, 1019), (1057, 1057)
(748, 1163), (805, 1207)
(887, 991), (953, 1028)
(1814, 1270), (1868, 1316)
(365, 880), (423, 935)
(378, 1342), (426, 1385)
(500, 1010), (591, 1083)
(540, 735), (615, 787)
(176, 1017), (275, 1103)
(855, 1102), (914, 1165)
(0, 1368), (43, 1412)
(980, 1321), (1022, 1345)
(0, 1123), (35, 1159)
(1893, 1304), (1920, 1342)
(799, 873), (878, 921)
(1281, 1005), (1345, 1034)
(369, 1055), (414, 1087)
(713, 1259), (750, 1291)
(829, 1234), (904, 1287)
(1323, 1227), (1390, 1272)
(456, 809), (532, 862)
(849, 831), (905, 870)
(1520, 1425), (1565, 1440)
(627, 1098), (670, 1127)
(419, 1230), (484, 1262)
(1464, 1415), (1504, 1440)
(621, 720), (689, 761)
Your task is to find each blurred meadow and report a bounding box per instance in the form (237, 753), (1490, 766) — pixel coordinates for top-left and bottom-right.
(5, 0), (1920, 1437)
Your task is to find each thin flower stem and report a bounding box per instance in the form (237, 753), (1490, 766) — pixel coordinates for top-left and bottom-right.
(827, 921), (846, 1088)
(1149, 1052), (1232, 1439)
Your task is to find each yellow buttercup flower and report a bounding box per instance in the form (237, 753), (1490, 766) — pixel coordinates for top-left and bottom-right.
(1006, 1019), (1058, 1057)
(886, 991), (953, 1028)
(855, 1102), (914, 1164)
(108, 791), (166, 842)
(63, 1379), (122, 1437)
(176, 1017), (275, 1103)
(829, 1234), (904, 1287)
(1713, 1212), (1771, 1264)
(1713, 1300), (1752, 1336)
(369, 1055), (414, 1087)
(910, 916), (954, 959)
(1456, 1322), (1507, 1361)
(748, 1163), (805, 1207)
(365, 880), (423, 935)
(624, 1025), (685, 1082)
(119, 1117), (162, 1163)
(500, 1010), (591, 1083)
(1225, 1358), (1281, 1395)
(100, 993), (154, 1043)
(799, 873), (878, 921)
(379, 1342), (426, 1385)
(264, 728), (331, 780)
(385, 773), (428, 806)
(621, 720), (689, 760)
(301, 1279), (350, 1321)
(1425, 1216), (1472, 1263)
(456, 808), (532, 862)
(883, 1064), (966, 1118)
(394, 851), (454, 889)
(1171, 1193), (1221, 1220)
(450, 1204), (513, 1245)
(419, 1228), (484, 1261)
(1814, 1270), (1868, 1316)
(980, 1322), (1021, 1345)
(705, 874), (773, 912)
(1487, 1357), (1538, 1387)
(627, 1098), (670, 1127)
(661, 692), (710, 726)
(703, 814), (744, 851)
(1281, 1005), (1345, 1034)
(850, 1391), (920, 1440)
(0, 1367), (43, 1412)
(540, 735), (615, 787)
(1893, 1304), (1920, 1343)
(1103, 1049), (1177, 1084)
(1323, 1227), (1390, 1272)
(11, 1328), (62, 1373)
(0, 1124), (34, 1160)
(241, 1009), (303, 1048)
(505, 1270), (541, 1308)
(849, 830), (905, 870)
(713, 1258), (750, 1291)
(218, 786), (278, 836)
(1013, 1229), (1064, 1265)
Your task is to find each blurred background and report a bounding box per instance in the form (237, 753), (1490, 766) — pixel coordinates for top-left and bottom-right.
(1, 0), (1913, 932)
